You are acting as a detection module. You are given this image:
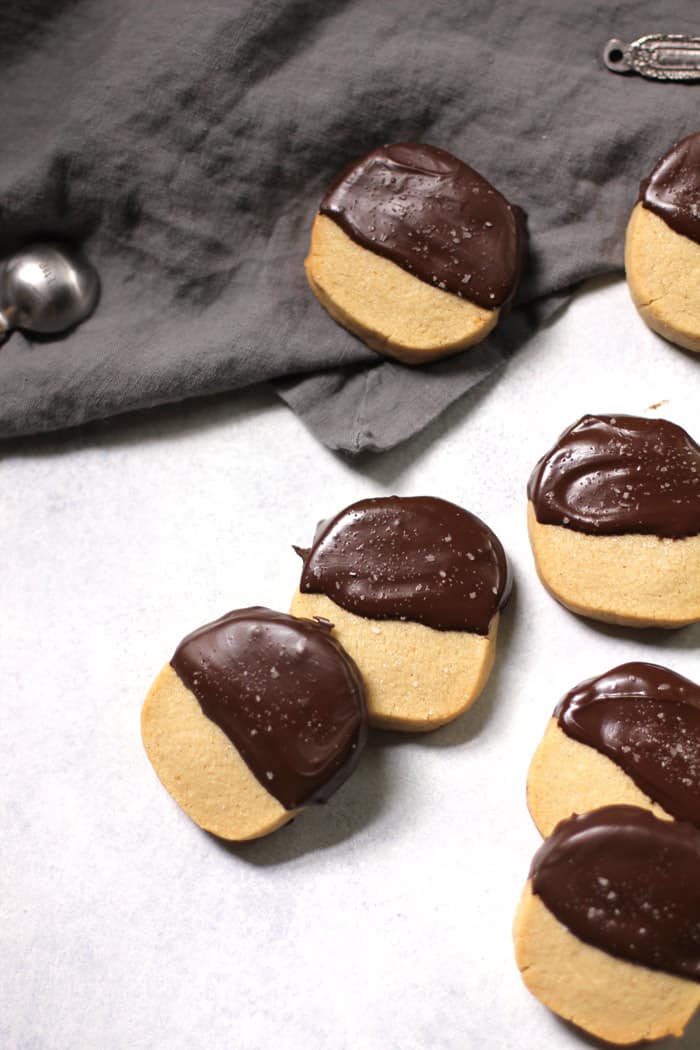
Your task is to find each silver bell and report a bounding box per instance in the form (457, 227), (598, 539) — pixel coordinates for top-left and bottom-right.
(0, 243), (99, 338)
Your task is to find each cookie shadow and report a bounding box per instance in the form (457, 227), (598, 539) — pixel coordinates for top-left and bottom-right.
(372, 580), (520, 751)
(206, 586), (520, 863)
(648, 325), (700, 365)
(554, 1005), (700, 1049)
(208, 738), (388, 866)
(578, 615), (700, 653)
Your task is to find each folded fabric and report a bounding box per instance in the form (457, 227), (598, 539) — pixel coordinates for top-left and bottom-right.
(1, 0), (697, 451)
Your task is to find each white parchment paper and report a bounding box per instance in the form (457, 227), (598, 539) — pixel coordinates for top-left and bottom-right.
(3, 278), (700, 1050)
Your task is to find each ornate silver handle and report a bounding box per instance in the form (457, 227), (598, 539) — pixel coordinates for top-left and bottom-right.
(0, 244), (99, 341)
(604, 35), (700, 81)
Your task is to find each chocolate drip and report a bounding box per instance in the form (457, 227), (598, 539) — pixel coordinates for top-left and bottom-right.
(531, 806), (700, 982)
(555, 663), (700, 824)
(640, 132), (700, 244)
(527, 414), (700, 538)
(171, 607), (367, 810)
(320, 143), (525, 309)
(296, 496), (510, 635)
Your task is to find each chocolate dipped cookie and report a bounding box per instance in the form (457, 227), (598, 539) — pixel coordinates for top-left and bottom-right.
(290, 496), (511, 731)
(141, 607), (367, 840)
(626, 132), (700, 352)
(514, 806), (700, 1044)
(528, 662), (700, 837)
(527, 414), (700, 627)
(305, 143), (526, 364)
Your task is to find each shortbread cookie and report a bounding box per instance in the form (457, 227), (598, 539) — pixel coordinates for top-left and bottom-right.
(527, 414), (700, 627)
(291, 495), (511, 730)
(528, 662), (700, 836)
(306, 142), (526, 364)
(626, 132), (700, 352)
(142, 607), (367, 841)
(513, 806), (700, 1044)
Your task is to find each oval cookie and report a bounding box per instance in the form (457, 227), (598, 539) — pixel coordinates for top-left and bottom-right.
(626, 132), (700, 352)
(306, 142), (526, 364)
(527, 414), (700, 627)
(291, 495), (511, 731)
(528, 662), (700, 837)
(141, 607), (368, 840)
(513, 806), (700, 1044)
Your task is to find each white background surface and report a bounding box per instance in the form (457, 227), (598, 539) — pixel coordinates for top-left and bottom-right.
(3, 277), (700, 1050)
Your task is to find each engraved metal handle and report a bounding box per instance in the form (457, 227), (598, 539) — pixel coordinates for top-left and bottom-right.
(0, 243), (99, 343)
(604, 35), (700, 81)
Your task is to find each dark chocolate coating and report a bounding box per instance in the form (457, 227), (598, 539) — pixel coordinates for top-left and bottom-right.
(527, 414), (700, 538)
(555, 663), (700, 824)
(171, 607), (367, 811)
(640, 132), (700, 245)
(530, 806), (700, 982)
(320, 143), (525, 309)
(296, 496), (510, 635)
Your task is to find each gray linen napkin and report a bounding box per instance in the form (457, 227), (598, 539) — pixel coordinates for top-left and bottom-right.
(1, 0), (697, 451)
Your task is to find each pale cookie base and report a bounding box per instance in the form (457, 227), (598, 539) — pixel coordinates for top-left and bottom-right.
(527, 717), (673, 838)
(289, 590), (497, 731)
(305, 213), (499, 364)
(527, 502), (700, 628)
(513, 882), (700, 1045)
(625, 202), (700, 353)
(141, 664), (296, 841)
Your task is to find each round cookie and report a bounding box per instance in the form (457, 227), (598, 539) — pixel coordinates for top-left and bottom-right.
(306, 142), (526, 364)
(528, 662), (700, 837)
(626, 132), (700, 352)
(290, 495), (511, 731)
(527, 414), (700, 627)
(513, 806), (700, 1044)
(141, 607), (367, 841)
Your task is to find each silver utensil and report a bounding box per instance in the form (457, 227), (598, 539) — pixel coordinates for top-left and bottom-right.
(0, 243), (99, 340)
(604, 34), (700, 81)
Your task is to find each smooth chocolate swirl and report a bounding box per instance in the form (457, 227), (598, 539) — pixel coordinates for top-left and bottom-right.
(531, 806), (700, 981)
(528, 414), (700, 537)
(171, 607), (367, 811)
(556, 663), (700, 824)
(320, 142), (525, 309)
(640, 132), (700, 244)
(296, 496), (511, 635)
